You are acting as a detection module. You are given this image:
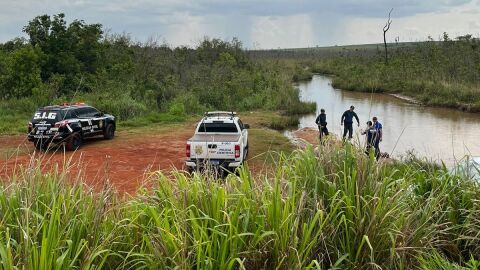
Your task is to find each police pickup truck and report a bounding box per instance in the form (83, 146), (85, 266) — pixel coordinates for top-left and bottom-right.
(185, 111), (249, 173)
(27, 103), (116, 150)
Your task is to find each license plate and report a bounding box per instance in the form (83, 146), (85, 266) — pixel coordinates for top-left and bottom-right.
(209, 160), (220, 165)
(34, 135), (50, 139)
(37, 126), (48, 131)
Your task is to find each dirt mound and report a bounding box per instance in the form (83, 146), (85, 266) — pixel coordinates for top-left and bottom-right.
(0, 128), (193, 194)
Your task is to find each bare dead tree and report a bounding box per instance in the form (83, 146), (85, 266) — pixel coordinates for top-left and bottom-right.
(383, 8), (393, 64)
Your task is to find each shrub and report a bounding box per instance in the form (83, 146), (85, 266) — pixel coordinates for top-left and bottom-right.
(1, 145), (480, 269)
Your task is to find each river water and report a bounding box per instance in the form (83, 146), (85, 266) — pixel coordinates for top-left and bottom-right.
(295, 75), (480, 164)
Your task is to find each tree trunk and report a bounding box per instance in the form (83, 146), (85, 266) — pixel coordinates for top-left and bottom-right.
(383, 8), (393, 65)
(384, 32), (388, 64)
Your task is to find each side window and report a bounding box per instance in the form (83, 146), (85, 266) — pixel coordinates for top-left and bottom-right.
(76, 108), (89, 118)
(89, 107), (101, 117)
(64, 109), (77, 119)
(76, 107), (100, 118)
(238, 120), (244, 130)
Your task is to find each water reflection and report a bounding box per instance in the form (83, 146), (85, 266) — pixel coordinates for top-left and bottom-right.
(297, 75), (480, 164)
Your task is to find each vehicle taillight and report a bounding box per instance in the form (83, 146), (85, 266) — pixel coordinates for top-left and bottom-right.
(186, 144), (191, 157)
(54, 120), (69, 128)
(28, 122), (33, 131)
(235, 144), (240, 158)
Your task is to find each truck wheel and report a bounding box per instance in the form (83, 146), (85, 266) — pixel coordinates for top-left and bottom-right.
(218, 166), (227, 179)
(66, 133), (82, 151)
(103, 124), (115, 140)
(244, 146), (248, 160)
(184, 165), (193, 174)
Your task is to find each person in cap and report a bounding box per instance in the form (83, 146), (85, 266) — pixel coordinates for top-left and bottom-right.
(341, 105), (360, 140)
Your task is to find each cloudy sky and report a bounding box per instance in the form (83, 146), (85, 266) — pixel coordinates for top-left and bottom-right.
(1, 0), (479, 48)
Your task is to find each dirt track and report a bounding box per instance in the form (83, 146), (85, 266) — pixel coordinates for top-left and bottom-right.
(0, 123), (312, 194)
(0, 127), (193, 194)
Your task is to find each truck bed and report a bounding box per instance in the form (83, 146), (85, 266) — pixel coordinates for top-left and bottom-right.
(188, 133), (241, 142)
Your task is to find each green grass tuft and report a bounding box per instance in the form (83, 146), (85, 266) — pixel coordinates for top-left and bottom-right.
(1, 143), (480, 269)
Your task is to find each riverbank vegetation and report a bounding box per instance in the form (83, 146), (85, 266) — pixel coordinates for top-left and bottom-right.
(1, 143), (479, 269)
(0, 14), (314, 134)
(252, 35), (480, 112)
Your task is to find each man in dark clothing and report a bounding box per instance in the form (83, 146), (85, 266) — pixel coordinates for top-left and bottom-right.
(341, 105), (360, 140)
(315, 109), (329, 141)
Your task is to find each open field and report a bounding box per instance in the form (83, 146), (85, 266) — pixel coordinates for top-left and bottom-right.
(0, 113), (294, 194)
(0, 124), (191, 193)
(248, 42), (419, 59)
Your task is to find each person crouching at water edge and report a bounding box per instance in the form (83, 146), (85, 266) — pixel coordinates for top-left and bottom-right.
(341, 105), (360, 140)
(315, 108), (329, 142)
(361, 121), (378, 159)
(372, 116), (383, 159)
(361, 118), (383, 160)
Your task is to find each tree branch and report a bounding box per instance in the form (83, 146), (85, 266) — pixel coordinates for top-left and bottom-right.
(383, 8), (393, 64)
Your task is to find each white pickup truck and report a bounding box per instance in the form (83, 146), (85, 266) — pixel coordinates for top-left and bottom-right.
(185, 111), (249, 172)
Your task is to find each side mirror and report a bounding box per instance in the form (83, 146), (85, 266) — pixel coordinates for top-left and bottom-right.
(244, 124), (250, 129)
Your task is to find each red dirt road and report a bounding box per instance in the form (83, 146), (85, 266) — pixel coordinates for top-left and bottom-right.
(0, 127), (193, 194)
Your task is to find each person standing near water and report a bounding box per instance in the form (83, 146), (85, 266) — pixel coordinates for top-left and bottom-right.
(315, 108), (329, 141)
(341, 105), (360, 140)
(372, 116), (383, 159)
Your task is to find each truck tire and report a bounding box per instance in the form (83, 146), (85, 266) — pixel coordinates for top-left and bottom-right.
(244, 144), (249, 160)
(184, 164), (194, 174)
(103, 124), (115, 140)
(66, 133), (82, 151)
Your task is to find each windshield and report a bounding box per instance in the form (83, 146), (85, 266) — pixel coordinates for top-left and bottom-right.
(197, 123), (238, 133)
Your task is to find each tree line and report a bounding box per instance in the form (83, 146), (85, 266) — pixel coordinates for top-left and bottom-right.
(253, 33), (480, 112)
(308, 33), (480, 111)
(0, 14), (313, 122)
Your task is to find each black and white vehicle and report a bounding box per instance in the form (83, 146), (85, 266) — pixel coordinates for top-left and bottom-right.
(27, 103), (116, 150)
(185, 111), (249, 173)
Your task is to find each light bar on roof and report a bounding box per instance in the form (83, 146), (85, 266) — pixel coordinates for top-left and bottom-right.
(204, 111), (237, 117)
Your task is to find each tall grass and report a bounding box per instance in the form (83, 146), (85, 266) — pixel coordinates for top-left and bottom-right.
(0, 143), (479, 269)
(308, 48), (480, 112)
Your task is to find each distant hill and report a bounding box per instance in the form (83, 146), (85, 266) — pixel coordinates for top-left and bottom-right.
(247, 42), (422, 59)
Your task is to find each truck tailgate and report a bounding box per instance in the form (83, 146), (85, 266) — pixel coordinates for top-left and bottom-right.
(189, 134), (241, 142)
(188, 134), (241, 160)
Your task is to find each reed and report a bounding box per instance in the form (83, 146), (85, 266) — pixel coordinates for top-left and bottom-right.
(0, 143), (479, 269)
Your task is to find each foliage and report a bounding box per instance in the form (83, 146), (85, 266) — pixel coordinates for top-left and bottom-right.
(267, 115), (299, 130)
(0, 46), (43, 98)
(22, 13), (103, 94)
(0, 14), (314, 134)
(1, 144), (480, 269)
(297, 36), (480, 111)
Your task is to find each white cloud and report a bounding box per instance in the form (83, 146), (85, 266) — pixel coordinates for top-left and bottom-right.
(342, 1), (480, 45)
(0, 0), (478, 47)
(251, 15), (315, 48)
